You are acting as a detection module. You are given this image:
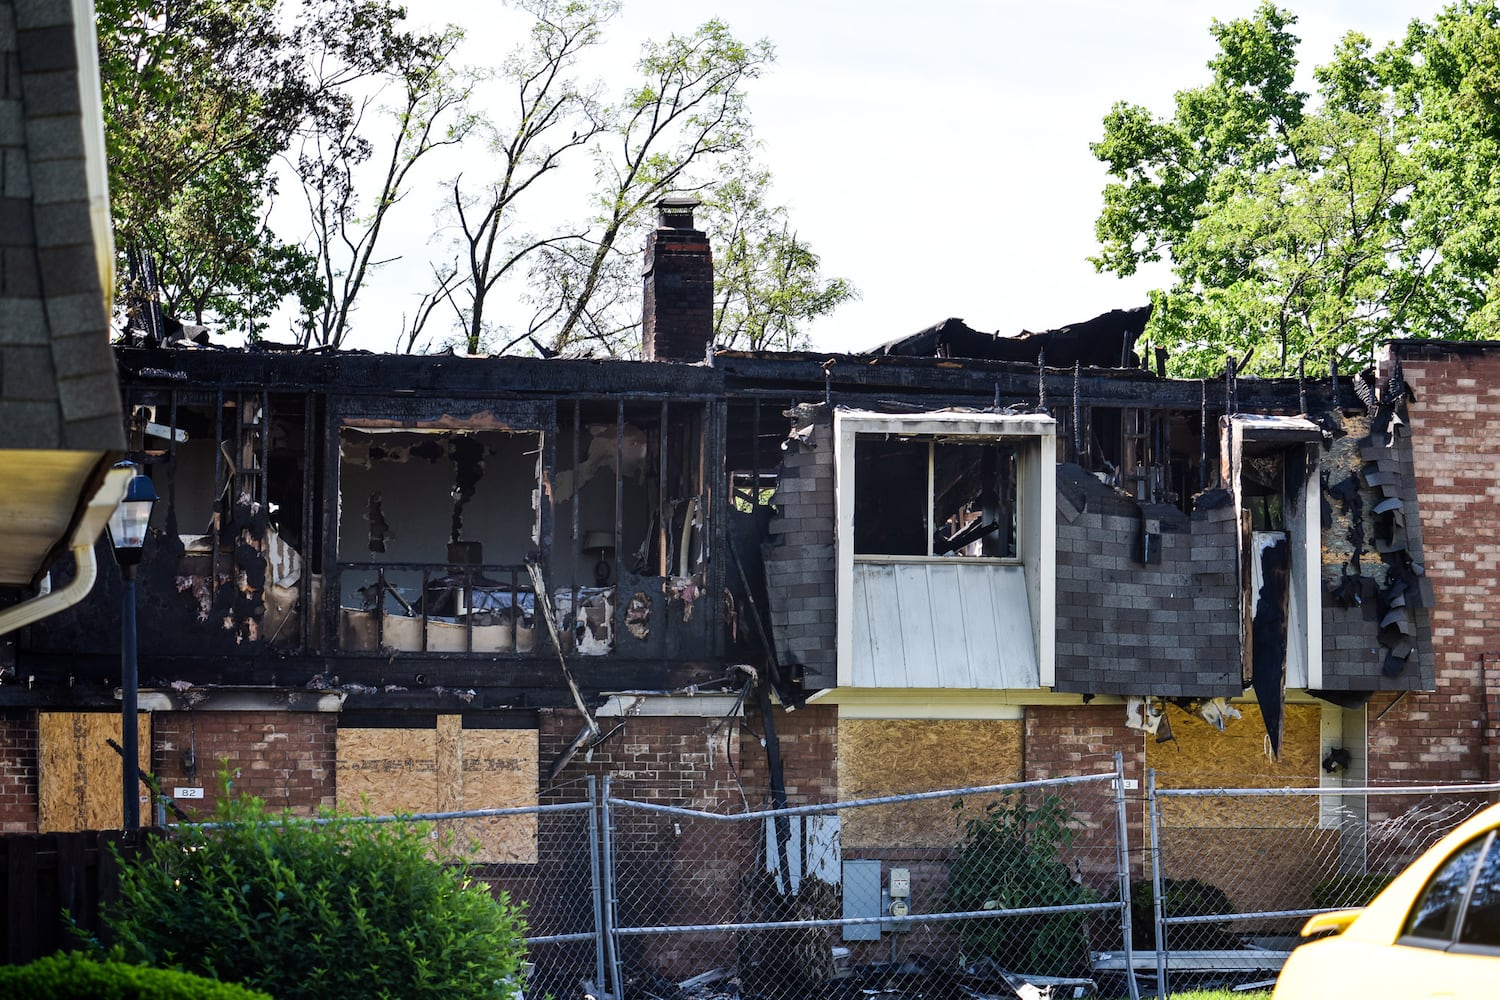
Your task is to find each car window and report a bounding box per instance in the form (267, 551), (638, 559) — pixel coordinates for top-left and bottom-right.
(1403, 835), (1488, 942)
(1458, 832), (1500, 947)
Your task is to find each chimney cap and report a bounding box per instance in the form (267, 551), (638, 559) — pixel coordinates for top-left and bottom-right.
(657, 194), (701, 229)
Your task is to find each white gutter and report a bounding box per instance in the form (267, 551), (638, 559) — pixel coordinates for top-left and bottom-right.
(0, 465), (133, 637)
(0, 542), (100, 637)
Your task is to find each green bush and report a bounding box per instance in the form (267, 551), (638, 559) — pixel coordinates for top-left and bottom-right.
(1129, 878), (1239, 950)
(0, 952), (271, 1000)
(1310, 872), (1395, 910)
(102, 784), (527, 1000)
(946, 793), (1095, 978)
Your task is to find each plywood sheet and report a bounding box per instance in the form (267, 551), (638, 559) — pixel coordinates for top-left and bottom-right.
(838, 719), (1023, 848)
(337, 717), (537, 863)
(39, 712), (151, 833)
(1147, 702), (1319, 829)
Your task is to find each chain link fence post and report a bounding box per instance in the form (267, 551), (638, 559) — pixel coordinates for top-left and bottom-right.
(1147, 768), (1167, 999)
(600, 774), (624, 999)
(1113, 751), (1141, 1000)
(586, 775), (607, 993)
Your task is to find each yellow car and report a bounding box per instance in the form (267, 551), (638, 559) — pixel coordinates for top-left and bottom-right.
(1273, 800), (1500, 999)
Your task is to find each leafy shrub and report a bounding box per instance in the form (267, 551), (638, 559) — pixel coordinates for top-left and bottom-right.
(0, 952), (271, 999)
(1310, 873), (1395, 910)
(945, 794), (1094, 977)
(1128, 878), (1239, 950)
(103, 785), (527, 1000)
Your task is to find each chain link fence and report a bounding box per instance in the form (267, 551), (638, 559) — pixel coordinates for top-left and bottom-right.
(166, 770), (1500, 999)
(601, 760), (1137, 1000)
(1145, 777), (1500, 996)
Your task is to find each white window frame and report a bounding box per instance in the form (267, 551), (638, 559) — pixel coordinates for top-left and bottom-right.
(834, 409), (1056, 689)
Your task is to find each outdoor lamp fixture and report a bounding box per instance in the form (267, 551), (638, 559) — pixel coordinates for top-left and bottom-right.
(106, 464), (158, 833)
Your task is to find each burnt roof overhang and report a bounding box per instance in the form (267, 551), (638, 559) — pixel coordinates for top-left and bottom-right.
(865, 305), (1152, 368)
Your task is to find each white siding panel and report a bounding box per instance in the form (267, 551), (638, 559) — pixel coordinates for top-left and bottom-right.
(928, 564), (974, 688)
(854, 563), (905, 687)
(852, 561), (1038, 689)
(956, 566), (1002, 686)
(894, 564), (940, 687)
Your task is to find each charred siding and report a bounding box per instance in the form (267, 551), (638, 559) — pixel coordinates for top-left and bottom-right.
(1052, 467), (1240, 697)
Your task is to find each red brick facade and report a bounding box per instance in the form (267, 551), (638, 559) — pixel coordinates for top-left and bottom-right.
(0, 708), (37, 833)
(1373, 346), (1500, 786)
(150, 711), (337, 820)
(539, 704), (837, 810)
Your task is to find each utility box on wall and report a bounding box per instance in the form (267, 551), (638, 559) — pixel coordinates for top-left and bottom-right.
(841, 859), (881, 941)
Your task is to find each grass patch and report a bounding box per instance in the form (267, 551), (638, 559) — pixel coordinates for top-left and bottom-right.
(1112, 992), (1271, 999)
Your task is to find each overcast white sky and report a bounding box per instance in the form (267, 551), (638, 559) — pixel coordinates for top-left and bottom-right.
(312, 1), (1438, 355)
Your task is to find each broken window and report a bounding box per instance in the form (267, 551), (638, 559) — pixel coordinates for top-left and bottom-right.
(726, 399), (784, 512)
(550, 399), (711, 654)
(123, 389), (311, 650)
(1224, 415), (1324, 754)
(336, 427), (541, 654)
(852, 436), (1018, 559)
(834, 410), (1057, 693)
(1242, 453), (1286, 531)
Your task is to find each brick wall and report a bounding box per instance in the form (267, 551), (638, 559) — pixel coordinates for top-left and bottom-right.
(641, 220), (713, 363)
(537, 703), (836, 979)
(150, 711), (337, 819)
(734, 704), (838, 807)
(1372, 344), (1500, 785)
(1054, 466), (1240, 697)
(762, 404), (837, 689)
(538, 703), (837, 810)
(0, 708), (38, 832)
(1024, 705), (1146, 878)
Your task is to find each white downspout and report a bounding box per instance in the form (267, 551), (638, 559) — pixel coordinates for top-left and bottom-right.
(0, 544), (98, 637)
(0, 464), (133, 637)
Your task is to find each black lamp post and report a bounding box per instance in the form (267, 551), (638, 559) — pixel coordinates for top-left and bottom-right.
(107, 465), (158, 832)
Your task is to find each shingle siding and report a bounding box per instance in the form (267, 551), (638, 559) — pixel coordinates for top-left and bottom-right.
(1053, 466), (1240, 697)
(0, 0), (121, 452)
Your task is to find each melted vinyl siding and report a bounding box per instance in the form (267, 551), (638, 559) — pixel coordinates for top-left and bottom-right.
(852, 561), (1038, 688)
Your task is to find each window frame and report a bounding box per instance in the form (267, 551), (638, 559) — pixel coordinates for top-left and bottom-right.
(851, 434), (1022, 561)
(1397, 829), (1500, 956)
(833, 409), (1057, 689)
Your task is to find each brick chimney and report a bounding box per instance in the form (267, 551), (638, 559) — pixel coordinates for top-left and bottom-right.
(642, 195), (713, 362)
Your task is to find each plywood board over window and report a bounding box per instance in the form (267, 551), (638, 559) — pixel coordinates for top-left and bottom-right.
(336, 716), (537, 864)
(39, 712), (151, 833)
(1146, 702), (1325, 917)
(838, 718), (1024, 849)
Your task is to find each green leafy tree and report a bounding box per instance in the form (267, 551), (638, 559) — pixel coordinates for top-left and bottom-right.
(104, 787), (527, 1000)
(99, 0), (323, 336)
(1092, 1), (1500, 377)
(99, 0), (453, 341)
(440, 0), (614, 355)
(702, 158), (857, 352)
(297, 20), (474, 350)
(527, 20), (775, 357)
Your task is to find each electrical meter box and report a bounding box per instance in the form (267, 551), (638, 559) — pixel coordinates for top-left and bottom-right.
(889, 867), (910, 898)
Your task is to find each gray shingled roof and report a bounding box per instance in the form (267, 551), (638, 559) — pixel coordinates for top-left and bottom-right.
(1, 0), (123, 451)
(0, 0), (124, 587)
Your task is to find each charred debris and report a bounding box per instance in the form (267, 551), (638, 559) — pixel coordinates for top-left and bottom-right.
(8, 201), (1429, 755)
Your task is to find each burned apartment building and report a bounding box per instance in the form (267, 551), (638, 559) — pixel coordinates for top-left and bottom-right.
(0, 198), (1476, 873)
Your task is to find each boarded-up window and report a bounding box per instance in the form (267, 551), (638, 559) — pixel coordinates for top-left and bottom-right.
(39, 712), (151, 833)
(837, 718), (1023, 849)
(336, 716), (537, 863)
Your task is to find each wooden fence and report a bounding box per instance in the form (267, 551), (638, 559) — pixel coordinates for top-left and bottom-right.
(0, 830), (148, 964)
